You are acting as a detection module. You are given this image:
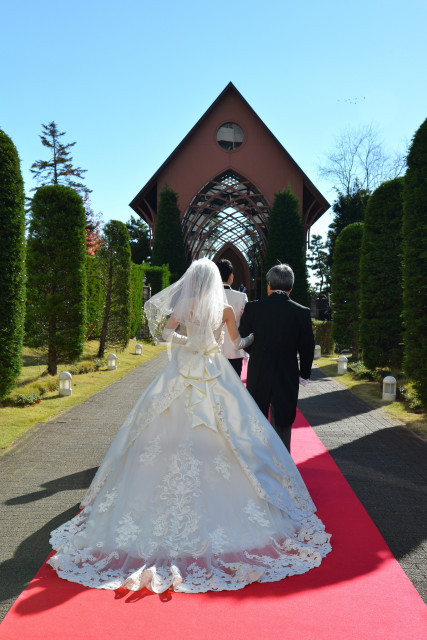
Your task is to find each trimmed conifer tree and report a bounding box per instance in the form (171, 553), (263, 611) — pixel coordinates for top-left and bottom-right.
(331, 222), (364, 354)
(26, 185), (87, 375)
(151, 185), (186, 283)
(97, 221), (132, 358)
(263, 187), (309, 305)
(402, 118), (427, 406)
(0, 130), (26, 398)
(359, 178), (404, 370)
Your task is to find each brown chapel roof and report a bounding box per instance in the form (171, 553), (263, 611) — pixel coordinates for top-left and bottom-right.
(129, 82), (329, 220)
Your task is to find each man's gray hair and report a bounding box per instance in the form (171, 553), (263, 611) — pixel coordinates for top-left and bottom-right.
(266, 263), (294, 291)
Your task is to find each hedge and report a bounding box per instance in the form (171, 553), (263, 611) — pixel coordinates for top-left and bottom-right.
(312, 319), (334, 354)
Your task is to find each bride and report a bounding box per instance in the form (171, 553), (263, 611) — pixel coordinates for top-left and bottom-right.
(48, 258), (331, 593)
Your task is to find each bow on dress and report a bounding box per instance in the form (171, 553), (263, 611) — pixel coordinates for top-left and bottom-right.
(175, 339), (221, 433)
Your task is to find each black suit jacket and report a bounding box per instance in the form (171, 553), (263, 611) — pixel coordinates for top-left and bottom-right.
(239, 292), (315, 417)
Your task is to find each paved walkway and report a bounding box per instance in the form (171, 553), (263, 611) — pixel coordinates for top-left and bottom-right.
(1, 355), (426, 622)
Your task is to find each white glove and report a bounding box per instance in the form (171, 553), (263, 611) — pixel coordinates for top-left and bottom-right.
(299, 376), (309, 387)
(232, 333), (254, 350)
(161, 328), (188, 345)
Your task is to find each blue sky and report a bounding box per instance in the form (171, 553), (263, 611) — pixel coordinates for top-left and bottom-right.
(1, 0), (426, 240)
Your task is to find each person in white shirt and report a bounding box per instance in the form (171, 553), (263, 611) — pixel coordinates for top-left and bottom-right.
(216, 259), (248, 377)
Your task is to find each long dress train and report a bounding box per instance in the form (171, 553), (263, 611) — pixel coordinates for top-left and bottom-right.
(48, 324), (331, 593)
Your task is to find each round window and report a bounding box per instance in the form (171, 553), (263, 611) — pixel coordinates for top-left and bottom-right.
(216, 122), (244, 151)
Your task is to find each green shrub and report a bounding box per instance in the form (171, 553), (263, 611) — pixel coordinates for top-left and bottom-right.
(15, 393), (42, 406)
(397, 385), (423, 412)
(151, 185), (186, 283)
(68, 359), (104, 375)
(264, 187), (309, 305)
(0, 130), (26, 399)
(347, 360), (378, 381)
(97, 221), (132, 357)
(26, 185), (87, 375)
(143, 264), (170, 295)
(130, 263), (144, 337)
(312, 319), (333, 354)
(331, 222), (364, 354)
(86, 255), (105, 339)
(359, 178), (404, 369)
(402, 118), (427, 408)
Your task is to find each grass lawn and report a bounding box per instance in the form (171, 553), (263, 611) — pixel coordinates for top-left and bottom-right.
(0, 340), (166, 452)
(313, 355), (427, 437)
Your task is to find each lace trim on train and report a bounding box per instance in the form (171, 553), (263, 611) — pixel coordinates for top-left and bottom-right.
(48, 513), (331, 593)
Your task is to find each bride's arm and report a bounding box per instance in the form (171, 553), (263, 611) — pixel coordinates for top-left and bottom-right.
(222, 306), (254, 349)
(161, 316), (188, 344)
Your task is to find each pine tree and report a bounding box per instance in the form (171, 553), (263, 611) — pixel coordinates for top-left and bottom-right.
(263, 188), (309, 305)
(0, 130), (26, 398)
(26, 185), (87, 375)
(307, 234), (329, 295)
(126, 215), (151, 264)
(97, 221), (132, 358)
(151, 185), (186, 282)
(402, 118), (427, 406)
(359, 178), (404, 369)
(331, 222), (364, 355)
(30, 121), (91, 196)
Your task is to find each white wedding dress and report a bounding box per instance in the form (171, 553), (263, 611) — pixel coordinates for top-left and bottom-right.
(48, 323), (331, 593)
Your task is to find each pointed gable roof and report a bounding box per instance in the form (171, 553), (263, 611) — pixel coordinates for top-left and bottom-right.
(130, 82), (329, 227)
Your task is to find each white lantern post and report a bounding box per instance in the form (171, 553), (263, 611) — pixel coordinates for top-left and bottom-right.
(337, 355), (348, 375)
(135, 343), (143, 356)
(107, 353), (117, 370)
(58, 371), (72, 396)
(153, 337), (158, 346)
(314, 345), (321, 359)
(382, 376), (397, 401)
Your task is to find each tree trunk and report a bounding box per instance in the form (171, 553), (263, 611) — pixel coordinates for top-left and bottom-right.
(97, 258), (113, 358)
(48, 316), (57, 375)
(352, 329), (359, 359)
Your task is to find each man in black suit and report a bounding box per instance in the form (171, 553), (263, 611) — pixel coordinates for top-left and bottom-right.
(239, 263), (314, 453)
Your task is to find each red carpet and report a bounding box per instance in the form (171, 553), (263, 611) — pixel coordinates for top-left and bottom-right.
(1, 377), (426, 638)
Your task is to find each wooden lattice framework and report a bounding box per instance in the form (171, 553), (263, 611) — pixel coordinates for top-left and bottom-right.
(183, 170), (269, 291)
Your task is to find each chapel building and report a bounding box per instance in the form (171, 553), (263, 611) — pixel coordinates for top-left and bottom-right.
(130, 82), (329, 297)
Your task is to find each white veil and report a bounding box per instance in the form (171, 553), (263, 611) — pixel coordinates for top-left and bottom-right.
(144, 258), (227, 345)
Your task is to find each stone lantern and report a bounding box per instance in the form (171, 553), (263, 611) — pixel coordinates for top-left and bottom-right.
(314, 345), (321, 359)
(382, 376), (397, 401)
(135, 344), (143, 356)
(337, 355), (348, 375)
(107, 353), (117, 370)
(58, 371), (72, 396)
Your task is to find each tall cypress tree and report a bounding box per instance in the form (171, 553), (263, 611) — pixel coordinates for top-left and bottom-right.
(97, 221), (132, 358)
(264, 187), (309, 305)
(151, 184), (186, 283)
(26, 185), (87, 375)
(326, 188), (369, 288)
(402, 118), (427, 406)
(359, 178), (404, 369)
(331, 222), (364, 354)
(0, 130), (26, 398)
